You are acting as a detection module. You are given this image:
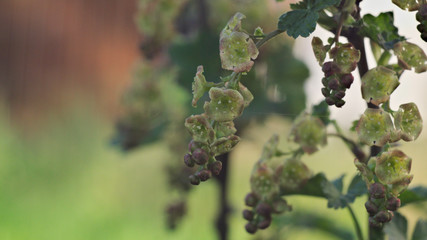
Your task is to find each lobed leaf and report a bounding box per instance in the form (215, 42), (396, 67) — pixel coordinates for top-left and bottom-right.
(384, 212), (408, 240)
(360, 12), (405, 50)
(278, 9), (318, 38)
(399, 186), (427, 207)
(412, 219), (427, 240)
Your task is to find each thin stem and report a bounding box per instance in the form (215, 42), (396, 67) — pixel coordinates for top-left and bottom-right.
(256, 29), (285, 49)
(347, 204), (364, 240)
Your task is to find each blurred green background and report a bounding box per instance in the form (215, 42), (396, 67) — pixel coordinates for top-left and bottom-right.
(0, 0), (426, 240)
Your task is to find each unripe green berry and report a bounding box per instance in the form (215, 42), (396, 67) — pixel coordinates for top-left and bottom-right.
(322, 77), (329, 87)
(245, 222), (258, 234)
(386, 197), (401, 211)
(184, 154), (195, 167)
(192, 148), (209, 165)
(369, 183), (386, 199)
(245, 193), (258, 207)
(242, 209), (254, 221)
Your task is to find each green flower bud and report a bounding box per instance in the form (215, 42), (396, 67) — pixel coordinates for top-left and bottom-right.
(220, 13), (259, 73)
(185, 114), (215, 143)
(375, 150), (413, 192)
(272, 198), (292, 213)
(277, 157), (312, 192)
(289, 113), (327, 154)
(329, 43), (360, 73)
(192, 66), (207, 107)
(361, 66), (399, 105)
(204, 87), (245, 122)
(394, 41), (427, 73)
(356, 108), (395, 146)
(394, 102), (423, 141)
(210, 135), (240, 156)
(250, 163), (279, 199)
(312, 37), (327, 66)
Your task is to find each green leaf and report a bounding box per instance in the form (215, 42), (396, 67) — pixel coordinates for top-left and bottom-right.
(412, 219), (427, 240)
(282, 173), (328, 197)
(345, 174), (368, 203)
(278, 10), (318, 38)
(278, 0), (340, 38)
(399, 186), (427, 207)
(385, 212), (408, 240)
(311, 101), (331, 126)
(323, 175), (347, 209)
(332, 175), (345, 192)
(360, 12), (405, 50)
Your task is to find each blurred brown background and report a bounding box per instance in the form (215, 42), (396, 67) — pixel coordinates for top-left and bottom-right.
(0, 0), (140, 131)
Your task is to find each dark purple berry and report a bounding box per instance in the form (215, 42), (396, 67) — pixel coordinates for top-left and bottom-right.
(184, 154), (195, 167)
(335, 99), (345, 108)
(189, 175), (200, 185)
(334, 90), (345, 99)
(325, 97), (335, 105)
(197, 170), (212, 181)
(374, 210), (393, 223)
(322, 77), (329, 87)
(420, 4), (427, 18)
(341, 74), (354, 88)
(386, 197), (401, 211)
(321, 88), (330, 97)
(208, 161), (222, 175)
(245, 193), (258, 207)
(255, 202), (272, 216)
(242, 209), (254, 221)
(365, 200), (379, 216)
(369, 217), (382, 228)
(245, 222), (257, 234)
(192, 148), (209, 165)
(369, 183), (386, 199)
(322, 62), (333, 73)
(328, 78), (340, 90)
(257, 217), (272, 229)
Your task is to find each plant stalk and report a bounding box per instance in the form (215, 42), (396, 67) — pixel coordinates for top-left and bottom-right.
(347, 205), (364, 240)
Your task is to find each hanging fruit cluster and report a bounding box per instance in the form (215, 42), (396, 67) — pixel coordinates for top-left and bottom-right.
(184, 13), (257, 184)
(312, 38), (360, 108)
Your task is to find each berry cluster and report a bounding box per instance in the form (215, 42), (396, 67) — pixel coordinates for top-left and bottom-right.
(243, 192), (291, 234)
(365, 183), (401, 227)
(184, 140), (223, 185)
(416, 4), (427, 42)
(320, 43), (360, 108)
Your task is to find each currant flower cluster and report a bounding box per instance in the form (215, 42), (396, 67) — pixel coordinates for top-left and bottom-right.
(312, 38), (360, 108)
(243, 109), (327, 234)
(184, 13), (257, 185)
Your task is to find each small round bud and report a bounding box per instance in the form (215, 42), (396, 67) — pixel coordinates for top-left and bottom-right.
(325, 97), (335, 105)
(321, 88), (330, 97)
(184, 154), (195, 167)
(242, 209), (254, 221)
(245, 222), (257, 234)
(257, 217), (272, 229)
(189, 175), (200, 185)
(374, 210), (393, 223)
(369, 217), (382, 228)
(272, 198), (290, 213)
(197, 170), (212, 181)
(208, 161), (222, 175)
(328, 78), (340, 90)
(341, 74), (354, 88)
(369, 183), (386, 199)
(192, 149), (209, 165)
(245, 193), (258, 207)
(255, 202), (272, 216)
(386, 197), (401, 211)
(365, 200), (379, 216)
